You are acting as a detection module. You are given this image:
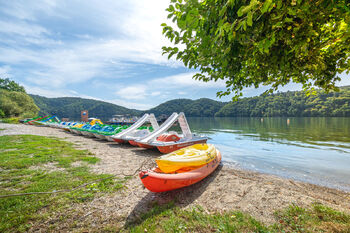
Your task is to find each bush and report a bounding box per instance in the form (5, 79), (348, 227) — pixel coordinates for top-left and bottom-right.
(0, 89), (39, 118)
(0, 117), (19, 124)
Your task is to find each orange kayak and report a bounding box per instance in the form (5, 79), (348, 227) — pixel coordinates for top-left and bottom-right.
(139, 150), (221, 192)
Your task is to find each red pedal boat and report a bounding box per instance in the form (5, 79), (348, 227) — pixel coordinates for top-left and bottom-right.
(136, 112), (208, 153)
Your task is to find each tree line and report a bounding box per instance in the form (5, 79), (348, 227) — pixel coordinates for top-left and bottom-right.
(216, 87), (350, 117)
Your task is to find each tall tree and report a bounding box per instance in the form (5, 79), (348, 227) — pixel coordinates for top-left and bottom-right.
(0, 78), (26, 93)
(162, 0), (350, 98)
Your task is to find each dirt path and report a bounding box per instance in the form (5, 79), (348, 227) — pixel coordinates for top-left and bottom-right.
(1, 123), (349, 231)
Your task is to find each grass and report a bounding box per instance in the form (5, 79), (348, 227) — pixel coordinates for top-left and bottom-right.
(0, 128), (5, 131)
(123, 202), (350, 233)
(0, 135), (127, 232)
(0, 117), (20, 124)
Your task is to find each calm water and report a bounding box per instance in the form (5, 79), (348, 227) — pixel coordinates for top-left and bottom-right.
(186, 117), (350, 191)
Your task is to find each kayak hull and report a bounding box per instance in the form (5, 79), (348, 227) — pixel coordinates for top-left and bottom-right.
(139, 150), (221, 192)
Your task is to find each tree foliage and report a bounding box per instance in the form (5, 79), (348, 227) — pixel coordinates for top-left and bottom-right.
(0, 78), (26, 93)
(216, 86), (350, 117)
(0, 89), (39, 118)
(162, 0), (350, 98)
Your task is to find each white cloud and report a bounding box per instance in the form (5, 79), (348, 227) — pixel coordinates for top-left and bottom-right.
(150, 91), (161, 96)
(151, 72), (227, 88)
(24, 85), (78, 98)
(0, 65), (11, 78)
(114, 72), (227, 105)
(108, 99), (153, 110)
(0, 0), (180, 90)
(115, 85), (147, 100)
(0, 20), (49, 37)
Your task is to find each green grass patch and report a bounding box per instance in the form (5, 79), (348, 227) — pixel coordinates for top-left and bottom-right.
(124, 202), (350, 233)
(0, 117), (19, 124)
(0, 135), (127, 232)
(0, 128), (5, 131)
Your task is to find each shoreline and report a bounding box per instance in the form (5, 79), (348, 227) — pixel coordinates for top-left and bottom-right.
(222, 161), (350, 193)
(0, 123), (349, 229)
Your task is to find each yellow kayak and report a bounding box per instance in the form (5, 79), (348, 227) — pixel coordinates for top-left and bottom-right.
(155, 144), (217, 173)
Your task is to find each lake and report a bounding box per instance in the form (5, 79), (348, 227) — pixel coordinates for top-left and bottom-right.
(186, 117), (350, 192)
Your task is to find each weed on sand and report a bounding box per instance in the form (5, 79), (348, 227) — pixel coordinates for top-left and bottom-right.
(0, 135), (127, 232)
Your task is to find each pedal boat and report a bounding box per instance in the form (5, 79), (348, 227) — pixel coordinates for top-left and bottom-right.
(135, 112), (208, 153)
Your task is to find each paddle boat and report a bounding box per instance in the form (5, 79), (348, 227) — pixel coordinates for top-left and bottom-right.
(91, 125), (118, 139)
(111, 113), (159, 144)
(35, 116), (60, 126)
(26, 116), (48, 125)
(139, 144), (221, 192)
(135, 112), (208, 153)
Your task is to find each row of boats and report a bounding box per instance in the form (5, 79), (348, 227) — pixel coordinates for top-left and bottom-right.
(24, 113), (222, 192)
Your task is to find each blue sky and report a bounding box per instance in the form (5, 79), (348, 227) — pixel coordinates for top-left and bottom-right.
(0, 1), (349, 110)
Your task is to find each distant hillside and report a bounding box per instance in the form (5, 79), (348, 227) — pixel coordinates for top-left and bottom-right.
(216, 86), (350, 117)
(145, 98), (227, 117)
(30, 86), (350, 120)
(30, 95), (141, 121)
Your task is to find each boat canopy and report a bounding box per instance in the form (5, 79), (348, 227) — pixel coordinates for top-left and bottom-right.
(137, 112), (192, 144)
(112, 113), (159, 139)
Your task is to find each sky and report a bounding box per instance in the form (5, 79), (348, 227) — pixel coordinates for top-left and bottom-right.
(0, 0), (349, 110)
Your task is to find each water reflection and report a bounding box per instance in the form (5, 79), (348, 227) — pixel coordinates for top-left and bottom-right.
(186, 117), (350, 191)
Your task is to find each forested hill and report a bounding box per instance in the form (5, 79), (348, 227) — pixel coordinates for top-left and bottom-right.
(145, 98), (227, 117)
(30, 86), (350, 119)
(216, 86), (350, 117)
(30, 95), (141, 120)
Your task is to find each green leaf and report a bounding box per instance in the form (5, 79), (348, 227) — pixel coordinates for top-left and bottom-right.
(261, 0), (273, 14)
(247, 11), (253, 26)
(177, 19), (186, 29)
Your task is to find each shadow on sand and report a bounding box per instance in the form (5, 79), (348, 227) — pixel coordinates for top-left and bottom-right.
(106, 142), (161, 158)
(124, 164), (223, 227)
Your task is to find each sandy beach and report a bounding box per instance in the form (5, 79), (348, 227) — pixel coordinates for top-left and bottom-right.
(1, 123), (349, 231)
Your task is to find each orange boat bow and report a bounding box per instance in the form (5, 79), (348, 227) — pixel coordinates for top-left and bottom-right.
(139, 150), (221, 192)
(113, 138), (126, 143)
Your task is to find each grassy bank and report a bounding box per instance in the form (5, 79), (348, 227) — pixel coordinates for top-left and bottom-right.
(124, 202), (350, 232)
(0, 117), (20, 124)
(0, 135), (127, 232)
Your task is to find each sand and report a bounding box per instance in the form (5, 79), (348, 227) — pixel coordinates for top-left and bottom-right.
(0, 123), (349, 231)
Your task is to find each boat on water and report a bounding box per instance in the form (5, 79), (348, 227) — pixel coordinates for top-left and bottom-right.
(134, 112), (208, 153)
(111, 113), (159, 143)
(139, 144), (221, 192)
